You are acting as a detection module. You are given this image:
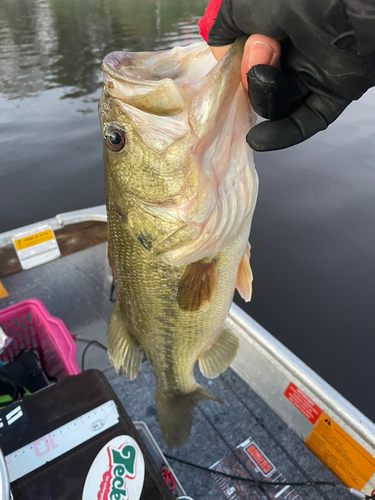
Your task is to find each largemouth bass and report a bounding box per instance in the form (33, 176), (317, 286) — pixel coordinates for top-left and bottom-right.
(99, 38), (258, 448)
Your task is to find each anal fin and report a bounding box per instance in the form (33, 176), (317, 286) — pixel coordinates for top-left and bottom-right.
(236, 242), (253, 302)
(177, 258), (217, 311)
(107, 302), (142, 380)
(199, 327), (239, 379)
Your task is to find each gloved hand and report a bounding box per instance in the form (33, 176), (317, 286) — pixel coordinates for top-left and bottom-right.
(200, 0), (375, 151)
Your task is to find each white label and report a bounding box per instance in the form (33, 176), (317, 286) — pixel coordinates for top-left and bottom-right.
(82, 435), (145, 500)
(0, 327), (12, 354)
(13, 226), (61, 270)
(5, 400), (119, 482)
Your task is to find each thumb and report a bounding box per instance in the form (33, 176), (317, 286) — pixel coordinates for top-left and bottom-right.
(241, 34), (281, 89)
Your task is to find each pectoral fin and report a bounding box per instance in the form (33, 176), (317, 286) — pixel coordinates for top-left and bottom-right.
(198, 327), (239, 379)
(177, 258), (217, 311)
(107, 302), (142, 380)
(236, 242), (253, 302)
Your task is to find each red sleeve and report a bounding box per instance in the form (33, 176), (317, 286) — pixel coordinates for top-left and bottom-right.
(197, 0), (223, 42)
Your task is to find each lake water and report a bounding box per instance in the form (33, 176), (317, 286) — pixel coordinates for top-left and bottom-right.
(1, 0), (375, 421)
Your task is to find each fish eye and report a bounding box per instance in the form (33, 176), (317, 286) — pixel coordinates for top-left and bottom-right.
(104, 126), (126, 152)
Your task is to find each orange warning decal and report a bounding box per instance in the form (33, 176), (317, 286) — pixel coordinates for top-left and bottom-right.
(0, 282), (8, 299)
(284, 382), (322, 424)
(14, 229), (54, 251)
(305, 413), (375, 490)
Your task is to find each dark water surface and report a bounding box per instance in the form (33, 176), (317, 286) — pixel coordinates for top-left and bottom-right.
(1, 0), (375, 420)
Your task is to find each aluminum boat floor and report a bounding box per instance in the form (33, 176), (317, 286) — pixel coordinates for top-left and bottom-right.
(0, 243), (353, 500)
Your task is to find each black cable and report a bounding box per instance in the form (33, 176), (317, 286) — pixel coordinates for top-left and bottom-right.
(73, 338), (357, 497)
(164, 454), (340, 488)
(75, 337), (108, 348)
(220, 374), (332, 500)
(198, 405), (271, 500)
(80, 340), (108, 371)
(0, 371), (20, 404)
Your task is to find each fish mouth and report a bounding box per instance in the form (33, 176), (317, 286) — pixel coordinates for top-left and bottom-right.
(101, 39), (246, 118)
(101, 43), (217, 116)
(102, 43), (215, 87)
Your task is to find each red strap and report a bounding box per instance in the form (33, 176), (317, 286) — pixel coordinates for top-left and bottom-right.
(197, 0), (223, 42)
(160, 469), (176, 492)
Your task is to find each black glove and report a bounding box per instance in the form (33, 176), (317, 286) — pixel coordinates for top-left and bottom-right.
(208, 0), (375, 151)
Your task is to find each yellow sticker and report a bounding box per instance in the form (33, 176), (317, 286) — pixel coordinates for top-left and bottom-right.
(305, 413), (375, 490)
(0, 282), (8, 299)
(13, 229), (54, 251)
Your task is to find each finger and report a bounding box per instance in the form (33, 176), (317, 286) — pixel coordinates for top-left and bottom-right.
(241, 34), (281, 89)
(211, 35), (281, 82)
(247, 65), (294, 120)
(246, 92), (351, 151)
(247, 62), (307, 120)
(210, 44), (232, 62)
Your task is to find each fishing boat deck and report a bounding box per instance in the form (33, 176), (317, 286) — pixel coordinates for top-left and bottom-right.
(0, 239), (357, 500)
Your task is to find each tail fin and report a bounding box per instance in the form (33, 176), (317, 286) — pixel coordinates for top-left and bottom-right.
(155, 385), (222, 448)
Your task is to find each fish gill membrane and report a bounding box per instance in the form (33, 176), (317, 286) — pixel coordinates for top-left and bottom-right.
(100, 38), (258, 448)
